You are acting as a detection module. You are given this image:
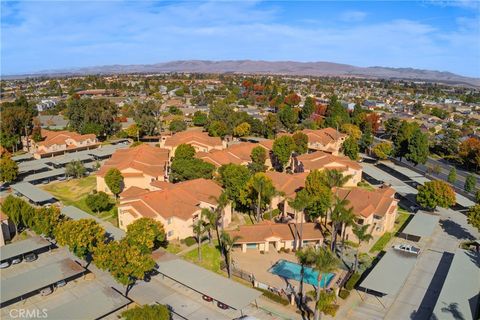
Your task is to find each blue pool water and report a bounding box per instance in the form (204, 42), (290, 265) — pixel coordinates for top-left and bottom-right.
(269, 259), (335, 287)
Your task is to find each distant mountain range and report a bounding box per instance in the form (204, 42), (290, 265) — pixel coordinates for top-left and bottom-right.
(11, 60), (480, 87)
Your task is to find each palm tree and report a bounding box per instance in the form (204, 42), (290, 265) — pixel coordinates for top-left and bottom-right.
(220, 231), (241, 278)
(249, 173), (276, 222)
(209, 192), (229, 251)
(288, 189), (311, 250)
(352, 223), (373, 271)
(313, 290), (336, 320)
(329, 196), (352, 252)
(192, 214), (207, 262)
(295, 247), (317, 310)
(312, 248), (339, 320)
(320, 169), (352, 190)
(339, 206), (355, 254)
(202, 208), (215, 245)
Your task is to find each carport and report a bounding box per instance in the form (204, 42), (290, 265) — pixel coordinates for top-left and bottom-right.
(23, 168), (66, 184)
(61, 206), (125, 240)
(45, 286), (131, 320)
(0, 236), (51, 263)
(88, 144), (124, 159)
(398, 212), (439, 242)
(0, 258), (85, 307)
(11, 182), (56, 205)
(155, 252), (262, 313)
(358, 250), (417, 298)
(17, 159), (51, 175)
(47, 152), (93, 168)
(432, 249), (480, 320)
(11, 153), (34, 163)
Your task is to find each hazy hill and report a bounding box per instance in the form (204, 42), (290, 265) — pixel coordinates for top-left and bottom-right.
(14, 60), (480, 86)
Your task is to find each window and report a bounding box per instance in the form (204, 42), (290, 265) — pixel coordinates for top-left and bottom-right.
(167, 218), (172, 225)
(357, 218), (364, 225)
(120, 220), (123, 227)
(167, 231), (174, 237)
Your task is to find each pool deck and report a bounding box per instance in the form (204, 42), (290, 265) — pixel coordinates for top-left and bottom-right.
(231, 249), (345, 292)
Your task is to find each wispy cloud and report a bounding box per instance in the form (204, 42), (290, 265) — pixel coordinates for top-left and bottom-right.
(1, 1), (479, 77)
(340, 10), (367, 22)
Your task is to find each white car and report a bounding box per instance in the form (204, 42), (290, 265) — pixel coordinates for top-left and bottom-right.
(393, 244), (420, 255)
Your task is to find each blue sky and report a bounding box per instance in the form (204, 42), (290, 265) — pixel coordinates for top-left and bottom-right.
(1, 1), (479, 77)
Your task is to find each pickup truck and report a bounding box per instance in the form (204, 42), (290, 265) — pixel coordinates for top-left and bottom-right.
(393, 244), (420, 255)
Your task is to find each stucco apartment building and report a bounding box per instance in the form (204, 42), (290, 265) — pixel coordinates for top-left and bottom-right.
(96, 144), (170, 194)
(293, 151), (362, 187)
(302, 128), (347, 155)
(228, 221), (323, 253)
(266, 172), (307, 221)
(23, 129), (98, 159)
(195, 142), (272, 168)
(160, 130), (226, 154)
(334, 185), (398, 241)
(117, 179), (232, 240)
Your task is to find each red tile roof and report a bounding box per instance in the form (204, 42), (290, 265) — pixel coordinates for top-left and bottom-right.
(334, 186), (397, 218)
(163, 131), (223, 149)
(265, 172), (308, 198)
(296, 151), (362, 171)
(227, 221), (323, 243)
(97, 144), (169, 178)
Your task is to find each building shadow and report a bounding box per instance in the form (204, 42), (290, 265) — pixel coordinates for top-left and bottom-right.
(439, 219), (476, 241)
(409, 251), (454, 320)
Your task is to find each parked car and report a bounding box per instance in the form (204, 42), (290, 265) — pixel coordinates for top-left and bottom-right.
(56, 280), (66, 288)
(12, 257), (22, 265)
(0, 261), (10, 269)
(24, 253), (37, 262)
(393, 244), (420, 255)
(202, 295), (213, 302)
(217, 302), (229, 310)
(40, 287), (53, 296)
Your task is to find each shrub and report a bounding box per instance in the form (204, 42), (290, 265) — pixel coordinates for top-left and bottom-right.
(338, 289), (350, 299)
(183, 236), (196, 247)
(256, 288), (289, 305)
(345, 272), (360, 290)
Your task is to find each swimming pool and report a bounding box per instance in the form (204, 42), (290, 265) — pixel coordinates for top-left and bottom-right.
(269, 259), (335, 287)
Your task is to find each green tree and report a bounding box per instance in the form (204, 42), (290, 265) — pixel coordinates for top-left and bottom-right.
(219, 164), (251, 207)
(324, 95), (350, 129)
(438, 127), (460, 156)
(292, 131), (308, 155)
(372, 142), (393, 160)
(241, 173), (276, 221)
(405, 129), (429, 166)
(264, 113), (279, 138)
(192, 111), (208, 126)
(447, 167), (457, 184)
(467, 204), (480, 232)
(32, 206), (63, 238)
(55, 219), (105, 259)
(233, 122), (251, 137)
(121, 304), (170, 320)
(341, 123), (362, 141)
(125, 124), (140, 141)
(220, 231), (241, 278)
(86, 191), (111, 214)
(134, 101), (161, 136)
(312, 248), (339, 320)
(174, 143), (196, 160)
(125, 217), (166, 253)
(208, 120), (228, 138)
(0, 155), (18, 183)
(384, 117), (401, 139)
(65, 160), (86, 178)
(416, 180), (456, 210)
(304, 170), (333, 226)
(393, 121), (417, 160)
(249, 146), (267, 173)
(105, 168), (124, 199)
(359, 124), (373, 152)
(351, 224), (373, 271)
(169, 119), (187, 133)
(94, 240), (155, 287)
(66, 98), (119, 137)
(464, 174), (476, 193)
(301, 96), (315, 121)
(272, 135), (294, 171)
(278, 105), (298, 132)
(288, 189), (312, 248)
(342, 136), (359, 160)
(1, 195), (31, 234)
(169, 158), (215, 182)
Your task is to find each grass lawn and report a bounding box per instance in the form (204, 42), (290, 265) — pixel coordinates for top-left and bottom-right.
(166, 241), (183, 254)
(42, 176), (117, 221)
(182, 242), (223, 273)
(369, 212), (411, 253)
